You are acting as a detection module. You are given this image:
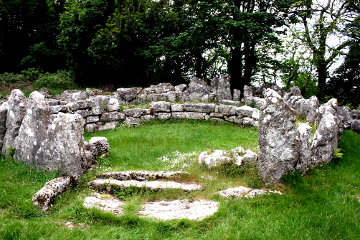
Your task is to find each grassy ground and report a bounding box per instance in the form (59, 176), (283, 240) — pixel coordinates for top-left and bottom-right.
(0, 121), (360, 239)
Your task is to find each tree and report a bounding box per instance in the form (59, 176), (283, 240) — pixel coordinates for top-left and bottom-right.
(0, 0), (65, 73)
(288, 0), (352, 98)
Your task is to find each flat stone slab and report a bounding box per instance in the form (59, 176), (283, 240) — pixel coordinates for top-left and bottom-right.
(90, 179), (202, 191)
(97, 170), (188, 181)
(139, 199), (219, 220)
(218, 186), (282, 198)
(83, 195), (124, 215)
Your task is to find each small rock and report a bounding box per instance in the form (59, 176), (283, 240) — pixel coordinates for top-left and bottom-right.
(83, 196), (124, 216)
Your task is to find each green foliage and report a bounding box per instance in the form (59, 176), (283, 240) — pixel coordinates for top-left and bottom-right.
(21, 68), (43, 81)
(333, 148), (344, 161)
(33, 71), (77, 95)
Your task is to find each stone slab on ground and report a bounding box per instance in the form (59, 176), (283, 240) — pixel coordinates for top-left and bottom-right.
(90, 179), (202, 191)
(97, 170), (188, 181)
(217, 186), (282, 199)
(32, 176), (72, 212)
(83, 195), (124, 215)
(139, 199), (219, 220)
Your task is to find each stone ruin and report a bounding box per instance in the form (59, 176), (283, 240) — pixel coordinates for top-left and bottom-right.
(0, 75), (358, 214)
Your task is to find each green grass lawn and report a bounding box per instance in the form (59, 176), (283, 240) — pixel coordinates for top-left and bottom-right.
(0, 120), (360, 239)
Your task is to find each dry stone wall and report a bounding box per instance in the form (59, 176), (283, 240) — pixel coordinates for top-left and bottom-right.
(0, 78), (357, 183)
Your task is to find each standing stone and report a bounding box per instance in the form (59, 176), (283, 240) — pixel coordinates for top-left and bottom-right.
(233, 89), (241, 101)
(211, 75), (232, 100)
(243, 85), (254, 105)
(311, 99), (343, 166)
(14, 92), (51, 165)
(183, 77), (211, 101)
(337, 106), (352, 129)
(257, 89), (299, 182)
(2, 89), (27, 155)
(295, 123), (312, 173)
(0, 102), (8, 151)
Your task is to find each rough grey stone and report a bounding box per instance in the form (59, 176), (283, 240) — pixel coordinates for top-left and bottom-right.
(49, 105), (69, 114)
(0, 102), (8, 151)
(183, 77), (211, 101)
(91, 179), (202, 192)
(242, 117), (255, 126)
(32, 176), (72, 212)
(89, 137), (110, 158)
(100, 112), (125, 122)
(124, 117), (141, 127)
(85, 124), (97, 133)
(144, 83), (175, 94)
(84, 195), (124, 215)
(89, 95), (110, 112)
(86, 116), (100, 123)
(157, 113), (171, 120)
(98, 121), (118, 131)
(218, 186), (281, 199)
(141, 115), (156, 122)
(258, 89), (299, 183)
(175, 84), (187, 92)
(351, 120), (360, 133)
(236, 106), (255, 118)
(243, 85), (254, 105)
(219, 100), (240, 106)
(117, 88), (142, 102)
(171, 104), (183, 112)
(151, 101), (171, 113)
(296, 123), (312, 173)
(85, 88), (104, 96)
(75, 109), (91, 118)
(311, 99), (343, 166)
(218, 105), (235, 116)
(172, 112), (206, 120)
(124, 109), (144, 118)
(290, 86), (301, 96)
(183, 103), (215, 113)
(233, 89), (241, 101)
(2, 89), (27, 155)
(139, 200), (218, 220)
(97, 171), (188, 181)
(61, 90), (87, 101)
(211, 75), (232, 100)
(107, 98), (120, 112)
(337, 106), (352, 129)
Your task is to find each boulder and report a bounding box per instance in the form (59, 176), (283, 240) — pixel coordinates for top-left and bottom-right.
(183, 103), (215, 113)
(117, 88), (142, 102)
(0, 102), (8, 151)
(337, 106), (352, 129)
(211, 75), (232, 100)
(106, 97), (120, 112)
(89, 137), (110, 158)
(311, 99), (343, 166)
(124, 109), (144, 118)
(183, 77), (211, 101)
(257, 89), (299, 182)
(351, 120), (360, 133)
(32, 176), (72, 212)
(2, 89), (27, 155)
(175, 84), (187, 92)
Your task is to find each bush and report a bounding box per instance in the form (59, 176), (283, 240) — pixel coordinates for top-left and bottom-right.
(33, 70), (77, 95)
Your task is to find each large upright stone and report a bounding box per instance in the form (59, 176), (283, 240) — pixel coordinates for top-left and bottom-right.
(14, 92), (51, 164)
(257, 89), (299, 182)
(311, 99), (343, 166)
(211, 75), (232, 100)
(295, 123), (312, 173)
(0, 102), (8, 151)
(243, 85), (254, 105)
(2, 89), (27, 155)
(183, 77), (211, 101)
(14, 91), (91, 180)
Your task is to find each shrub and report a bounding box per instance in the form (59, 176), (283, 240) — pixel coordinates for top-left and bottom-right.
(33, 70), (77, 95)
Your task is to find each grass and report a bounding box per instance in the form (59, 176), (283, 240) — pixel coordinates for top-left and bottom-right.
(0, 121), (360, 239)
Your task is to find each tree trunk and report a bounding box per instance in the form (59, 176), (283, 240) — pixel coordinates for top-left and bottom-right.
(228, 46), (244, 91)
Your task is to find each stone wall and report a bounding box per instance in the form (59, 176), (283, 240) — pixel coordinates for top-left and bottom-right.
(0, 79), (357, 183)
